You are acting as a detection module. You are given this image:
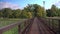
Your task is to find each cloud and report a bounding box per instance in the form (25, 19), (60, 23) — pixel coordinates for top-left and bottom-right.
(0, 2), (20, 9)
(54, 1), (60, 8)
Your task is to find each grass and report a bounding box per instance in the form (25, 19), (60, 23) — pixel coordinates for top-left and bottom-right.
(0, 18), (27, 34)
(3, 26), (18, 34)
(0, 18), (26, 27)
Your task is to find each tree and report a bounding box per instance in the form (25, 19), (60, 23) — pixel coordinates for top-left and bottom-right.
(0, 10), (3, 17)
(0, 4), (47, 18)
(51, 5), (58, 17)
(2, 8), (12, 18)
(24, 4), (46, 17)
(57, 8), (60, 16)
(21, 8), (32, 18)
(46, 9), (52, 17)
(12, 9), (22, 18)
(32, 4), (46, 17)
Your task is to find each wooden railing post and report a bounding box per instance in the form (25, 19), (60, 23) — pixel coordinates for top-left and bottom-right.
(24, 21), (26, 27)
(58, 20), (60, 34)
(52, 19), (54, 30)
(46, 19), (48, 26)
(0, 31), (2, 34)
(49, 19), (50, 28)
(18, 25), (21, 34)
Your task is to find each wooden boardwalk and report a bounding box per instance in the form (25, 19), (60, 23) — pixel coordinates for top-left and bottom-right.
(27, 17), (55, 34)
(28, 18), (40, 34)
(0, 17), (57, 34)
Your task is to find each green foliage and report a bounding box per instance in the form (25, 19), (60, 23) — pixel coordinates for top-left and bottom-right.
(58, 9), (60, 16)
(12, 9), (22, 18)
(20, 11), (32, 18)
(0, 4), (47, 18)
(46, 9), (52, 17)
(46, 4), (60, 17)
(0, 10), (3, 17)
(51, 5), (58, 16)
(2, 8), (12, 18)
(24, 4), (46, 17)
(3, 26), (18, 34)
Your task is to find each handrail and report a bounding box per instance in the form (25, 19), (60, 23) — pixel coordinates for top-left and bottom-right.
(44, 17), (60, 34)
(0, 18), (34, 34)
(0, 21), (21, 32)
(45, 17), (60, 20)
(0, 19), (26, 34)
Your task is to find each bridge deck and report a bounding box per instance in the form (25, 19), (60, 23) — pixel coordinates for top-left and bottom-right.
(29, 18), (40, 34)
(27, 18), (55, 34)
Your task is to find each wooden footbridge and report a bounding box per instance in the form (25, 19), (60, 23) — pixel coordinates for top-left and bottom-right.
(0, 17), (60, 34)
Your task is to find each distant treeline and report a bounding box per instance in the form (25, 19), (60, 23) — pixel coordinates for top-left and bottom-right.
(46, 5), (60, 17)
(0, 4), (60, 18)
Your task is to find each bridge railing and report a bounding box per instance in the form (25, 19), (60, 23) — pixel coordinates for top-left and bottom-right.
(44, 17), (60, 34)
(0, 18), (34, 34)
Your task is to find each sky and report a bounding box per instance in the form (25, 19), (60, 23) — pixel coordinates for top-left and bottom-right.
(0, 0), (60, 9)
